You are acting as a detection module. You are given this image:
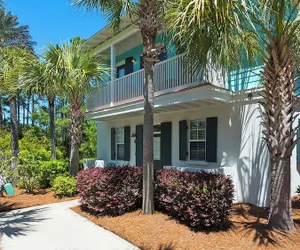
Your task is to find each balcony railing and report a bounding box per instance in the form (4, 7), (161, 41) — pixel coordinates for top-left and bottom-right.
(87, 53), (225, 112)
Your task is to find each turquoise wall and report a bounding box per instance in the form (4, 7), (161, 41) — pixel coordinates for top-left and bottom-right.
(228, 65), (263, 91)
(114, 33), (177, 72)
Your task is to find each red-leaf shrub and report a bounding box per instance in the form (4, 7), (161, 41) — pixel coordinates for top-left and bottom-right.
(77, 166), (142, 216)
(155, 170), (234, 230)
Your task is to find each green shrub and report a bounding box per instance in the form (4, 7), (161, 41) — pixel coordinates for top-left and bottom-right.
(38, 160), (69, 188)
(52, 175), (77, 198)
(17, 152), (40, 193)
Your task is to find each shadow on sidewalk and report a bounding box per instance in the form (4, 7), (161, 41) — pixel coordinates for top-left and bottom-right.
(0, 206), (50, 238)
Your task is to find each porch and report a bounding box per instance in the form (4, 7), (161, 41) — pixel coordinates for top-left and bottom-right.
(86, 53), (228, 114)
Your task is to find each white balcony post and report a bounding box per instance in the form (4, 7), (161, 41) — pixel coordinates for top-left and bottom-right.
(110, 44), (116, 106)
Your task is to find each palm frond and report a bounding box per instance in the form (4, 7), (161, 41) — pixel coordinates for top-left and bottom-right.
(70, 0), (138, 30)
(0, 8), (36, 50)
(165, 0), (260, 71)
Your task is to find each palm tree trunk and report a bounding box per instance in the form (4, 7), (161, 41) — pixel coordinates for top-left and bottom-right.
(17, 92), (20, 125)
(260, 34), (296, 231)
(0, 95), (3, 126)
(69, 101), (83, 176)
(31, 95), (35, 126)
(10, 96), (19, 171)
(26, 95), (30, 126)
(140, 0), (158, 215)
(48, 96), (56, 160)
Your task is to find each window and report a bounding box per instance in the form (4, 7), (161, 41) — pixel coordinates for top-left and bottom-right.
(190, 120), (206, 161)
(116, 127), (125, 160)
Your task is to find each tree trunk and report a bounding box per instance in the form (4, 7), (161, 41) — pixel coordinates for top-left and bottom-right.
(69, 101), (83, 176)
(48, 96), (56, 160)
(22, 98), (25, 125)
(260, 34), (296, 231)
(26, 95), (30, 126)
(140, 0), (158, 215)
(0, 95), (3, 126)
(10, 96), (19, 171)
(17, 92), (20, 125)
(31, 95), (35, 126)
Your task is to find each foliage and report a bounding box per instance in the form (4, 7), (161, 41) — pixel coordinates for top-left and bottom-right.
(80, 120), (97, 159)
(77, 166), (143, 216)
(38, 160), (69, 189)
(155, 170), (234, 230)
(17, 151), (40, 193)
(52, 175), (77, 198)
(0, 128), (15, 184)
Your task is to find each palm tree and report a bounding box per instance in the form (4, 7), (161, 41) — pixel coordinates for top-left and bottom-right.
(0, 9), (35, 50)
(166, 0), (300, 231)
(0, 9), (35, 168)
(21, 51), (62, 160)
(0, 47), (33, 171)
(71, 0), (163, 215)
(46, 37), (106, 175)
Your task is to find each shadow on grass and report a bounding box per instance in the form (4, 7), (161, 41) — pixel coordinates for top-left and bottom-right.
(0, 206), (50, 238)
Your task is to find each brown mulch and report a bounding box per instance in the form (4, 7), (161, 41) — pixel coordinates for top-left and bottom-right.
(0, 188), (78, 212)
(71, 204), (300, 250)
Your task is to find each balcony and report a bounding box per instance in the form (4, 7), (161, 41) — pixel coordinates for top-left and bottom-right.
(86, 53), (227, 112)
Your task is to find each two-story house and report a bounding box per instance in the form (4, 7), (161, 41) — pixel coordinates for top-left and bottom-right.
(83, 17), (300, 207)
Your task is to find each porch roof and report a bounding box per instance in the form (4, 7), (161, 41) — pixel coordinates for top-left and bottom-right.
(86, 83), (233, 121)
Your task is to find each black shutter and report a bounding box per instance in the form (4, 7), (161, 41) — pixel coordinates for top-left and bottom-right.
(161, 122), (172, 167)
(179, 120), (188, 161)
(125, 57), (134, 75)
(136, 125), (143, 167)
(206, 117), (218, 162)
(124, 126), (131, 161)
(111, 128), (116, 160)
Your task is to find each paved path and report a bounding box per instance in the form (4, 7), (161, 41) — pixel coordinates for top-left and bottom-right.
(0, 200), (138, 250)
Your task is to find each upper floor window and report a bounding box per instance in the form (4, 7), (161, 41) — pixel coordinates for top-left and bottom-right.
(190, 120), (206, 161)
(116, 127), (125, 160)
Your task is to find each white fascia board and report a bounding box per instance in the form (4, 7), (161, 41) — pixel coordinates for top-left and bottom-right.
(91, 26), (139, 56)
(85, 85), (233, 121)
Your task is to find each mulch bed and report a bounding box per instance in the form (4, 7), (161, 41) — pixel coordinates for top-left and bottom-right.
(72, 204), (300, 250)
(0, 188), (77, 212)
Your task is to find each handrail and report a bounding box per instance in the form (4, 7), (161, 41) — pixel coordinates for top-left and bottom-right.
(87, 53), (223, 111)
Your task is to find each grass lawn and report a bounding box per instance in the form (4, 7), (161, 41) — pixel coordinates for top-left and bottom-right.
(0, 188), (77, 212)
(72, 204), (300, 250)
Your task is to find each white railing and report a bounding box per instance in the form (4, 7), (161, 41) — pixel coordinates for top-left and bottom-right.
(87, 53), (224, 111)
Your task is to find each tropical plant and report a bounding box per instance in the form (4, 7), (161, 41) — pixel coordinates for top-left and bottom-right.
(0, 8), (35, 50)
(21, 49), (64, 160)
(0, 47), (33, 171)
(71, 0), (164, 215)
(165, 0), (300, 231)
(45, 37), (106, 176)
(0, 9), (35, 127)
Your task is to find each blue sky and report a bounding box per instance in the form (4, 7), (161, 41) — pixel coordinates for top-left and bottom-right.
(5, 0), (106, 53)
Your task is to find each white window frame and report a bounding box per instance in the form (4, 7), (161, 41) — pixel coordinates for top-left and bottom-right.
(189, 119), (206, 162)
(115, 127), (125, 160)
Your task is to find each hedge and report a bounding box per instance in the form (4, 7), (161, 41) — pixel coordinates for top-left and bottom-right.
(77, 166), (143, 216)
(155, 170), (234, 230)
(77, 166), (234, 230)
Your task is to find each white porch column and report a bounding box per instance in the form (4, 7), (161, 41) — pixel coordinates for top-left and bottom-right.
(110, 44), (116, 106)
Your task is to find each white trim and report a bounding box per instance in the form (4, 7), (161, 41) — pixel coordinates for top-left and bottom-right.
(189, 119), (207, 162)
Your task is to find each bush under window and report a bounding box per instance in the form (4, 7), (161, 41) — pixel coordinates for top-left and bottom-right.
(77, 166), (143, 216)
(155, 170), (234, 230)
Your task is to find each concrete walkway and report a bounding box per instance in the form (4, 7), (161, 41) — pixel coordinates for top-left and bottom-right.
(0, 200), (138, 250)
